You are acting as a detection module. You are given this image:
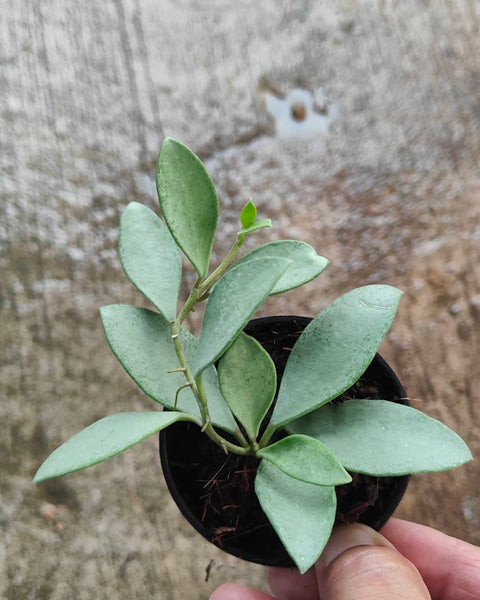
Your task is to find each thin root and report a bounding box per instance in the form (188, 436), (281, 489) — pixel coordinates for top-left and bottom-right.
(174, 382), (193, 408)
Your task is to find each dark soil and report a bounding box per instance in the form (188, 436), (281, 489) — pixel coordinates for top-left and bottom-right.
(159, 316), (409, 567)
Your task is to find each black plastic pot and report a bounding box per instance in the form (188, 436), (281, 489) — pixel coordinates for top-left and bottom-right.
(159, 316), (410, 568)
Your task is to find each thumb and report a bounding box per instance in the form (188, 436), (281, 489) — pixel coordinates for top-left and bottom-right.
(315, 523), (430, 600)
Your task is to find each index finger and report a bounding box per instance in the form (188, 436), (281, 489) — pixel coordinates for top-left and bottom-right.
(381, 518), (480, 600)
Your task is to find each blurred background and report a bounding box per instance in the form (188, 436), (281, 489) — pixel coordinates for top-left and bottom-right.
(2, 1), (480, 598)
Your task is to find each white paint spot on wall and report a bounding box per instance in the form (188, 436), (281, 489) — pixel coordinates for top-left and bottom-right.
(264, 88), (338, 139)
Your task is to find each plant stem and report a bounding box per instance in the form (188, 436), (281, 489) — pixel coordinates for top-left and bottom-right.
(196, 375), (250, 455)
(197, 236), (244, 296)
(170, 284), (251, 456)
(175, 286), (200, 328)
(259, 424), (276, 448)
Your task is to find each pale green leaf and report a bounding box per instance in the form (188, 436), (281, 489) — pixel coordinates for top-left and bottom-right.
(269, 285), (402, 430)
(193, 257), (291, 376)
(287, 400), (473, 476)
(33, 411), (198, 483)
(255, 460), (336, 573)
(240, 199), (257, 227)
(119, 202), (181, 321)
(218, 332), (276, 440)
(156, 138), (218, 278)
(236, 240), (329, 295)
(237, 219), (272, 238)
(100, 305), (237, 433)
(258, 434), (351, 486)
(100, 304), (196, 413)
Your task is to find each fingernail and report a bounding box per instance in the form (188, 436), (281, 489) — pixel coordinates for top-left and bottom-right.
(317, 524), (390, 570)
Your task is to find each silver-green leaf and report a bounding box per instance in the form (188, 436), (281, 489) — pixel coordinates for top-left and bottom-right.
(100, 305), (237, 434)
(269, 285), (402, 430)
(255, 460), (336, 573)
(193, 257), (291, 377)
(236, 240), (329, 295)
(257, 434), (351, 486)
(286, 400), (473, 476)
(156, 138), (218, 278)
(33, 411), (198, 483)
(218, 332), (276, 441)
(119, 202), (182, 321)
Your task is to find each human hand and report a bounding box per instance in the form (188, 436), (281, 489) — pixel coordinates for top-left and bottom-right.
(209, 518), (480, 600)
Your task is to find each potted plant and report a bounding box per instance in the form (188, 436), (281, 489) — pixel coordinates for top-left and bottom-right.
(34, 138), (472, 575)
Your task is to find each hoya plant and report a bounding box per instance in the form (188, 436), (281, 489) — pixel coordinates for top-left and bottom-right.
(34, 138), (472, 574)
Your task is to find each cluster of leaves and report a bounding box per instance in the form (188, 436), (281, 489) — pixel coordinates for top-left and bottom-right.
(34, 138), (472, 574)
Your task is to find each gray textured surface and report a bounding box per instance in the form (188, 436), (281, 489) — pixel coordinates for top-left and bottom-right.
(2, 1), (480, 598)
